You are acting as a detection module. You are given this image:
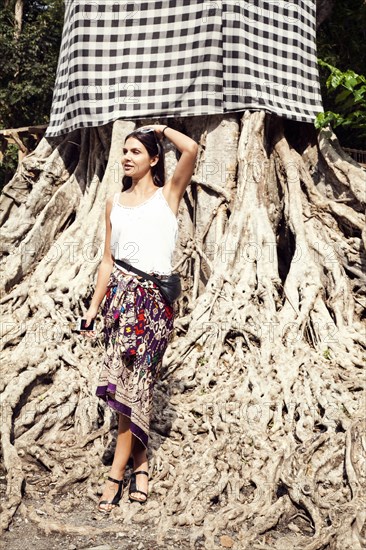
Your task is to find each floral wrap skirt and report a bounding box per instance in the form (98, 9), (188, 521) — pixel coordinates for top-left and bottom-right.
(96, 264), (175, 448)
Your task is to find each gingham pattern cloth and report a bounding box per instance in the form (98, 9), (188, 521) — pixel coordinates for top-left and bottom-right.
(45, 0), (323, 137)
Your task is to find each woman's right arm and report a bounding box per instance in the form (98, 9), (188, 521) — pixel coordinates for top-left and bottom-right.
(84, 196), (114, 327)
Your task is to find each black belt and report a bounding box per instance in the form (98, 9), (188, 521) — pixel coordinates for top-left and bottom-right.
(114, 259), (166, 283)
(114, 259), (181, 304)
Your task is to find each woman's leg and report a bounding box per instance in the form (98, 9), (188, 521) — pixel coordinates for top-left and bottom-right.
(130, 436), (149, 501)
(99, 413), (133, 511)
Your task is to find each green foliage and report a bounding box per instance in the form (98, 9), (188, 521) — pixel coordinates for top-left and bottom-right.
(0, 144), (18, 187)
(0, 0), (64, 188)
(316, 0), (366, 148)
(315, 60), (366, 140)
(0, 0), (64, 129)
(316, 0), (366, 76)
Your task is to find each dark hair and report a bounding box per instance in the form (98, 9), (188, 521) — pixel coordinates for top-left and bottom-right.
(122, 129), (165, 191)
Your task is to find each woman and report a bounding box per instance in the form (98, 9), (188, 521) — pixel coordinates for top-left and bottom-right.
(84, 124), (198, 513)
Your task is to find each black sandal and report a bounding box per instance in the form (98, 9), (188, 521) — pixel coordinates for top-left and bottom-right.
(98, 476), (124, 514)
(129, 470), (148, 504)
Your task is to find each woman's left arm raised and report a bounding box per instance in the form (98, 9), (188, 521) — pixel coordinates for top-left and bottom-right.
(153, 125), (199, 214)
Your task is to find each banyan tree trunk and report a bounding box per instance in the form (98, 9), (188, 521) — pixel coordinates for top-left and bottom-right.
(1, 112), (365, 550)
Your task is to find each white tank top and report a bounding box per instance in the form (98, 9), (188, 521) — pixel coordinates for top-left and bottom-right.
(110, 187), (178, 276)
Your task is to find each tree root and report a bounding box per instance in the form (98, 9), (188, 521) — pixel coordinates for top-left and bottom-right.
(1, 113), (365, 550)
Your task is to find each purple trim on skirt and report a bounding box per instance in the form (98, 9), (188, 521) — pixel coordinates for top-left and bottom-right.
(96, 384), (148, 448)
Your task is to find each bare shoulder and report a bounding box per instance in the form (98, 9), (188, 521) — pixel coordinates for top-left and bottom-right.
(106, 193), (117, 207)
(162, 180), (182, 217)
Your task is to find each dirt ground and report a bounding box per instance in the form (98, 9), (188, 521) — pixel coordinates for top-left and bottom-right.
(0, 470), (199, 550)
(1, 495), (197, 550)
(0, 466), (309, 549)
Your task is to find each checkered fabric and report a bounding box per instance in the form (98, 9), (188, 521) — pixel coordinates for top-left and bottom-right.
(45, 0), (323, 137)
